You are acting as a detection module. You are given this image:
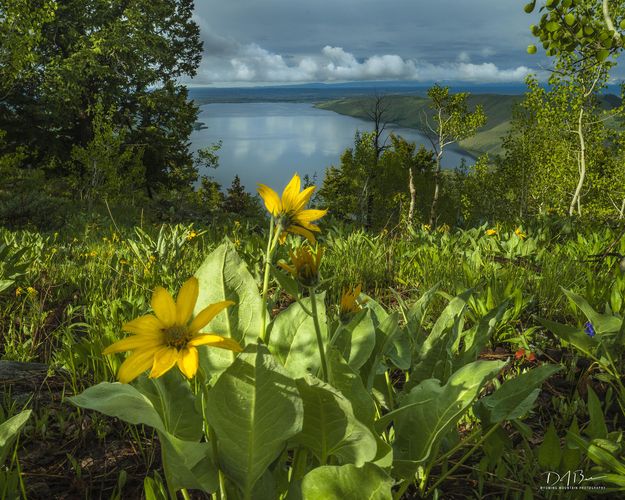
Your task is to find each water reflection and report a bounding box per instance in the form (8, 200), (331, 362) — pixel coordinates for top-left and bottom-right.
(190, 102), (474, 191)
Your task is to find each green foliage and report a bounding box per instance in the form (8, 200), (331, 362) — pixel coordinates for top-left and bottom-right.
(0, 0), (202, 197)
(525, 0), (625, 63)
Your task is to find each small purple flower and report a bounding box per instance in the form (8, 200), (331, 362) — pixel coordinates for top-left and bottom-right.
(584, 321), (596, 338)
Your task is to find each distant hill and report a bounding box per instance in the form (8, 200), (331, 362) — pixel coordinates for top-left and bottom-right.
(316, 93), (621, 157)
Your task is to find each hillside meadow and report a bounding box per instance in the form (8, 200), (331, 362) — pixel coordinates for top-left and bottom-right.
(2, 208), (625, 498)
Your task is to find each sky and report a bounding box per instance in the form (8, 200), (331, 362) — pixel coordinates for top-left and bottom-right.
(190, 0), (549, 86)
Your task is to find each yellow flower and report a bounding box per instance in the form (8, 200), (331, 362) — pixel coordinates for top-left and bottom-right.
(257, 174), (327, 243)
(186, 230), (198, 241)
(15, 287), (23, 297)
(104, 277), (242, 383)
(438, 223), (450, 233)
(422, 224), (431, 232)
(278, 245), (323, 287)
(485, 229), (497, 236)
(515, 228), (527, 240)
(26, 287), (37, 297)
(339, 284), (365, 322)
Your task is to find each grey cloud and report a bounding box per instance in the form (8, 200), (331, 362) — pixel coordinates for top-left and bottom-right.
(191, 0), (548, 85)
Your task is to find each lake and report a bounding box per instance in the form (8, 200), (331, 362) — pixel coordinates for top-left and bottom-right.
(190, 102), (474, 191)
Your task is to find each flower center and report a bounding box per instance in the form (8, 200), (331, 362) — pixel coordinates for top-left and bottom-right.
(164, 325), (191, 350)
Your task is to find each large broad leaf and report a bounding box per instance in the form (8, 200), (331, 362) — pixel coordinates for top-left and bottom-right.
(562, 288), (622, 335)
(205, 342), (303, 498)
(334, 309), (376, 370)
(300, 463), (393, 500)
(194, 239), (265, 378)
(361, 312), (401, 391)
(0, 409), (31, 465)
(135, 370), (203, 441)
(69, 379), (216, 493)
(477, 364), (561, 423)
(456, 300), (510, 369)
(269, 294), (326, 378)
(410, 289), (472, 385)
(293, 376), (377, 466)
(327, 348), (376, 426)
(405, 282), (440, 343)
(391, 360), (504, 467)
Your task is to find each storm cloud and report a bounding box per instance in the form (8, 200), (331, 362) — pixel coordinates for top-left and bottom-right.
(191, 0), (545, 85)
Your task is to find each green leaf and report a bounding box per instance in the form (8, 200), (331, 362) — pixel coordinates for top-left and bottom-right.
(205, 342), (303, 497)
(537, 421), (561, 470)
(326, 348), (376, 426)
(135, 370), (203, 441)
(158, 433), (217, 494)
(478, 364), (561, 423)
(564, 13), (576, 26)
(300, 463), (393, 500)
(392, 360), (504, 465)
(567, 432), (625, 476)
(69, 380), (215, 492)
(272, 265), (299, 298)
(585, 386), (608, 440)
(562, 289), (622, 334)
(524, 1), (536, 14)
(0, 409), (31, 465)
(269, 294), (326, 378)
(546, 21), (560, 32)
(194, 239), (265, 378)
(335, 309), (376, 370)
(294, 376), (377, 466)
(410, 289), (472, 384)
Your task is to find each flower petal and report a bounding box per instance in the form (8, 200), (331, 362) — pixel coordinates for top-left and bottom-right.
(287, 224), (316, 243)
(293, 185), (316, 211)
(177, 347), (199, 379)
(281, 174), (301, 212)
(294, 208), (328, 224)
(189, 334), (243, 352)
(189, 300), (235, 334)
(103, 334), (162, 355)
(151, 287), (177, 328)
(117, 346), (160, 384)
(149, 347), (179, 379)
(176, 277), (199, 326)
(123, 315), (165, 336)
(257, 184), (282, 216)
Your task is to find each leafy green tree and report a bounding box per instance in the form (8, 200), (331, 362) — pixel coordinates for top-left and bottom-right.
(70, 100), (145, 210)
(223, 175), (259, 216)
(500, 72), (613, 217)
(0, 0), (202, 196)
(423, 85), (486, 226)
(524, 0), (625, 63)
(388, 135), (435, 224)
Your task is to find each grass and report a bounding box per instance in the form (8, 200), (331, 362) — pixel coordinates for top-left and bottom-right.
(1, 216), (623, 497)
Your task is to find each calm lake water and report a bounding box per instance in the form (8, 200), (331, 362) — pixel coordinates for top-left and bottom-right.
(190, 102), (474, 191)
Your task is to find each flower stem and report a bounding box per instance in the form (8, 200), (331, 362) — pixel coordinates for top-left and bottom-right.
(260, 218), (276, 342)
(309, 290), (329, 382)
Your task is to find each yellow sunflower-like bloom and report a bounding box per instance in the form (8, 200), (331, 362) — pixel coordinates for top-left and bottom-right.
(278, 245), (323, 287)
(339, 284), (365, 322)
(104, 277), (241, 383)
(514, 227), (527, 240)
(485, 229), (497, 236)
(257, 173), (327, 243)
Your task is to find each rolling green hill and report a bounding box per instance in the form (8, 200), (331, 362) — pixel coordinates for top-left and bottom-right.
(315, 94), (523, 157)
(316, 93), (620, 157)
